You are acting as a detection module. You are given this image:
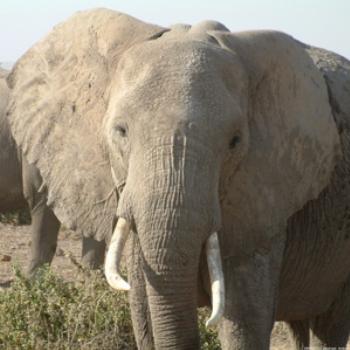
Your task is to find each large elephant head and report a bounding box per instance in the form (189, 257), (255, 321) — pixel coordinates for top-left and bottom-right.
(7, 9), (340, 349)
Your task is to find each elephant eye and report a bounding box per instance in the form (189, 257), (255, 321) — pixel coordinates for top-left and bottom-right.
(229, 135), (240, 149)
(114, 124), (127, 138)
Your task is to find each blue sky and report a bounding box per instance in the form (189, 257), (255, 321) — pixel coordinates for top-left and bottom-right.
(1, 0), (349, 62)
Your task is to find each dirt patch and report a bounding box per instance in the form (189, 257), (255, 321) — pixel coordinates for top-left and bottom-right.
(0, 223), (82, 285)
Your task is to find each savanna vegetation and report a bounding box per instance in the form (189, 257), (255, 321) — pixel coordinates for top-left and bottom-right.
(0, 263), (220, 350)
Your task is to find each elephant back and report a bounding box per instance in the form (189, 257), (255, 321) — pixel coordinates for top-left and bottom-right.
(306, 46), (350, 135)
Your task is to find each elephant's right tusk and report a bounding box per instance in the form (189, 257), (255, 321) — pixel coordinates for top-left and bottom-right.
(104, 217), (131, 291)
(205, 232), (225, 328)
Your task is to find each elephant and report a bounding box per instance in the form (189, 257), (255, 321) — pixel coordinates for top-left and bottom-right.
(5, 8), (350, 349)
(0, 68), (106, 275)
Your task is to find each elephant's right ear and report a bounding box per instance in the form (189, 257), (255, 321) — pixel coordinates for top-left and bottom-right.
(7, 9), (168, 241)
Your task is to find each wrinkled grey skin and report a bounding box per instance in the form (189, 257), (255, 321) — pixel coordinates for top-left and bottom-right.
(6, 9), (350, 350)
(282, 46), (350, 350)
(0, 69), (105, 275)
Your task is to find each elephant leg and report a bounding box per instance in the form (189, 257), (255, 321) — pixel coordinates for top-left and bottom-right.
(22, 156), (61, 276)
(81, 236), (106, 269)
(27, 199), (60, 275)
(218, 234), (285, 350)
(309, 276), (350, 349)
(127, 232), (153, 350)
(286, 319), (310, 350)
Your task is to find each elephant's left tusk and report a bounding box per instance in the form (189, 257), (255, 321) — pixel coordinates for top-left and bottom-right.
(205, 232), (225, 328)
(104, 217), (131, 291)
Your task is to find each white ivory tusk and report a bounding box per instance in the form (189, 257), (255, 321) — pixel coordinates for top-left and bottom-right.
(104, 217), (131, 291)
(205, 232), (225, 328)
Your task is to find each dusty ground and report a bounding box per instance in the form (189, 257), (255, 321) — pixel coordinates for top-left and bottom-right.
(0, 222), (294, 349)
(0, 222), (82, 285)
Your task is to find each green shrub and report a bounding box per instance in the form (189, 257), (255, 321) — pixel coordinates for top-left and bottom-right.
(0, 266), (135, 349)
(0, 266), (220, 349)
(0, 207), (31, 225)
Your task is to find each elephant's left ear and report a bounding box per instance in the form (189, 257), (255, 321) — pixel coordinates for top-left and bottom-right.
(210, 30), (341, 256)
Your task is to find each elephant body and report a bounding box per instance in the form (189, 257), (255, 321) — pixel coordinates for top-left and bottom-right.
(0, 69), (105, 274)
(6, 9), (350, 349)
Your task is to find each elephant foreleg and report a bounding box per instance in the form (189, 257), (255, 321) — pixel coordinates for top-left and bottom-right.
(27, 202), (60, 276)
(81, 236), (106, 269)
(218, 234), (285, 350)
(22, 156), (60, 276)
(309, 274), (350, 348)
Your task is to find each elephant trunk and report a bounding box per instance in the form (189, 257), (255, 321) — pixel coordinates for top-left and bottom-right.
(109, 136), (224, 349)
(139, 229), (225, 349)
(136, 203), (202, 349)
(145, 268), (200, 349)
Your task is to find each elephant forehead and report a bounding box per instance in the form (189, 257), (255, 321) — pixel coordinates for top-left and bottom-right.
(118, 39), (238, 86)
(113, 41), (242, 117)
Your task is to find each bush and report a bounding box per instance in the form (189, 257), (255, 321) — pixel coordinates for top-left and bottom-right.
(0, 266), (219, 349)
(0, 266), (135, 349)
(0, 207), (31, 225)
